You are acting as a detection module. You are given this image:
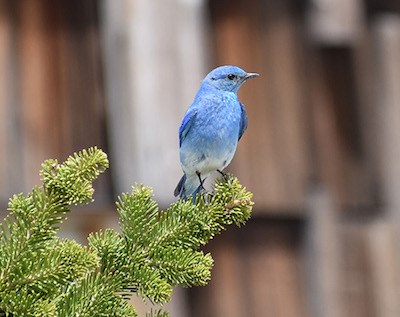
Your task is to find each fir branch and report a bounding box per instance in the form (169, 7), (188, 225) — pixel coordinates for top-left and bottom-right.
(0, 147), (108, 316)
(88, 229), (173, 304)
(87, 228), (126, 275)
(97, 175), (253, 304)
(41, 147), (109, 205)
(117, 185), (159, 246)
(145, 309), (169, 317)
(0, 287), (44, 317)
(127, 263), (173, 304)
(0, 148), (254, 316)
(56, 272), (137, 317)
(150, 247), (213, 286)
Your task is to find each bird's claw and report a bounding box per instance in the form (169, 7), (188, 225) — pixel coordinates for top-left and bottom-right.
(217, 169), (229, 182)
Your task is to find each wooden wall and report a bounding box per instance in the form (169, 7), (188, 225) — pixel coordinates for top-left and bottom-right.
(0, 0), (110, 207)
(1, 0), (400, 316)
(196, 0), (400, 316)
(100, 0), (208, 203)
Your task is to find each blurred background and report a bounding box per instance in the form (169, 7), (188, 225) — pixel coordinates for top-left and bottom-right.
(1, 0), (400, 316)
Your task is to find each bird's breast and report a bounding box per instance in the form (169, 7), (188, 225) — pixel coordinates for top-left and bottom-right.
(198, 94), (241, 134)
(180, 94), (242, 174)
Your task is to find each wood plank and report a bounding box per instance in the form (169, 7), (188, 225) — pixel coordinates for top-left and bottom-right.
(308, 47), (371, 208)
(101, 0), (208, 205)
(210, 0), (310, 212)
(0, 2), (25, 204)
(368, 221), (400, 317)
(306, 0), (364, 45)
(10, 0), (110, 204)
(340, 223), (376, 317)
(352, 28), (381, 208)
(100, 0), (137, 196)
(189, 220), (306, 317)
(189, 230), (246, 317)
(0, 0), (10, 204)
(372, 15), (400, 216)
(56, 0), (111, 205)
(17, 0), (61, 191)
(304, 186), (341, 317)
(243, 224), (306, 317)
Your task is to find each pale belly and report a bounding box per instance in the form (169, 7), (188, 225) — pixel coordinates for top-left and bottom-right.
(180, 142), (237, 176)
(180, 95), (242, 176)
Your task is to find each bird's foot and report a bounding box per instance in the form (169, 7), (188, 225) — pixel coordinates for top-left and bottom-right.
(196, 171), (206, 191)
(191, 185), (209, 204)
(199, 188), (214, 205)
(217, 169), (229, 181)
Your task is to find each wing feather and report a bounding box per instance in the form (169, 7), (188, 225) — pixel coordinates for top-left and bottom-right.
(179, 108), (198, 147)
(238, 102), (248, 140)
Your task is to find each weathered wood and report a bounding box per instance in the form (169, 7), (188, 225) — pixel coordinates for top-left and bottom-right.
(101, 0), (208, 205)
(369, 18), (400, 317)
(10, 0), (110, 205)
(341, 224), (376, 317)
(56, 0), (111, 204)
(189, 231), (245, 317)
(372, 15), (400, 217)
(352, 28), (380, 208)
(368, 221), (400, 317)
(304, 186), (341, 317)
(0, 0), (12, 204)
(244, 227), (306, 317)
(307, 0), (365, 45)
(210, 0), (310, 212)
(190, 220), (306, 317)
(308, 47), (372, 208)
(2, 2), (400, 317)
(17, 0), (58, 191)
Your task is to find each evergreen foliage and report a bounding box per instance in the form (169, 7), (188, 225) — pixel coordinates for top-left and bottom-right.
(0, 147), (253, 316)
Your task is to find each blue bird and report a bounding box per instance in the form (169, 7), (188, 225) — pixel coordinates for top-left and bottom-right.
(174, 65), (259, 200)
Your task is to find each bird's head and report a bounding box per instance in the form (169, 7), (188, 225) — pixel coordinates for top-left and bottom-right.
(203, 65), (259, 93)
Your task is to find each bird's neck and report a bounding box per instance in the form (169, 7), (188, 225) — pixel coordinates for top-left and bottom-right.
(198, 81), (238, 96)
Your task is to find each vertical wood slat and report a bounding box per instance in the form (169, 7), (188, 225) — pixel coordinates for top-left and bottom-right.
(208, 236), (246, 317)
(190, 221), (306, 317)
(0, 0), (12, 203)
(368, 221), (400, 317)
(372, 15), (400, 217)
(244, 227), (306, 317)
(17, 0), (60, 191)
(306, 0), (364, 45)
(56, 0), (111, 204)
(58, 1), (107, 153)
(308, 49), (372, 208)
(3, 0), (111, 205)
(304, 186), (341, 317)
(341, 224), (376, 317)
(352, 28), (380, 207)
(369, 15), (400, 317)
(101, 0), (208, 205)
(210, 0), (310, 212)
(189, 234), (245, 317)
(100, 0), (137, 199)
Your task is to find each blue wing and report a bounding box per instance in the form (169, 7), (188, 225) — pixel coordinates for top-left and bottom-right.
(238, 102), (248, 140)
(179, 108), (198, 147)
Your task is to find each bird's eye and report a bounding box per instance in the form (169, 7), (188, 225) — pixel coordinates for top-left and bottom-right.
(227, 74), (236, 80)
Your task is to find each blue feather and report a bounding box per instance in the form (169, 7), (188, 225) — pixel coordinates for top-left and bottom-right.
(238, 102), (248, 141)
(175, 65), (258, 200)
(179, 109), (197, 147)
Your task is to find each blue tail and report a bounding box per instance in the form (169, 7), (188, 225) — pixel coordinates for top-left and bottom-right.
(174, 174), (201, 200)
